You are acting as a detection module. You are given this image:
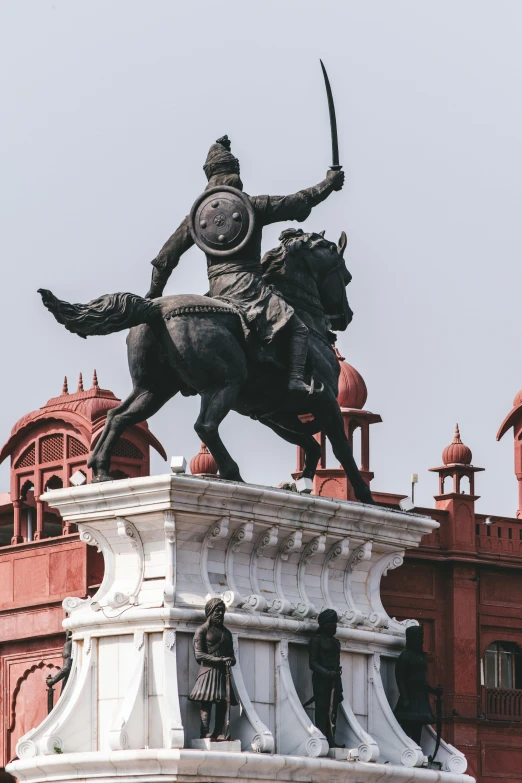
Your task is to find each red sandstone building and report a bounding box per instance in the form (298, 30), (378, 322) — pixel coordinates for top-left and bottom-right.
(1, 360), (522, 782)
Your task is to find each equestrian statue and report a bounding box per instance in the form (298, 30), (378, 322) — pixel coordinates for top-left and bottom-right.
(37, 63), (374, 505)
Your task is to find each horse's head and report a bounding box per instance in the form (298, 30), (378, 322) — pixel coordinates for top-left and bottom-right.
(261, 228), (353, 331)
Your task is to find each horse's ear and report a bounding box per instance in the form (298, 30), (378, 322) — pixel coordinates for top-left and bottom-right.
(338, 231), (347, 257)
(319, 230), (325, 237)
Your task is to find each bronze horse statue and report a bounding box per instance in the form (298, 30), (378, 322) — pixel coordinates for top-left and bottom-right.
(38, 228), (374, 504)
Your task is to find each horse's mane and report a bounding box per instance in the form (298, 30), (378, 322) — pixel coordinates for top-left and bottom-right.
(261, 228), (327, 279)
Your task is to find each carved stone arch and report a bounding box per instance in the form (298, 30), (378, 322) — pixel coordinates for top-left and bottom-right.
(318, 477), (344, 499)
(44, 474), (63, 492)
(7, 661), (60, 734)
(480, 636), (522, 660)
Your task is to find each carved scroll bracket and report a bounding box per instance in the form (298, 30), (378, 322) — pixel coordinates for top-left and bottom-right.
(164, 511), (176, 607)
(104, 518), (144, 610)
(320, 538), (351, 616)
(223, 521), (255, 608)
(200, 518), (229, 599)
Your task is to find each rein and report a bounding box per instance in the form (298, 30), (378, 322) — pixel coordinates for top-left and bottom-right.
(273, 278), (324, 315)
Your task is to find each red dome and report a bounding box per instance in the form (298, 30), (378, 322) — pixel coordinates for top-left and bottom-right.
(513, 389), (522, 408)
(0, 371), (167, 465)
(335, 348), (368, 410)
(442, 424), (472, 466)
(190, 443), (218, 477)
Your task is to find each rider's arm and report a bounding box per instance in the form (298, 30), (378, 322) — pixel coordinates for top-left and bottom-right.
(146, 216), (194, 299)
(258, 170), (345, 226)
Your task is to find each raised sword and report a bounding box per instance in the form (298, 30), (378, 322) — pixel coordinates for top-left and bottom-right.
(320, 59), (342, 171)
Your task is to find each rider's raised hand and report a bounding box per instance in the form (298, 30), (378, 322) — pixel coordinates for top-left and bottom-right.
(327, 169), (345, 191)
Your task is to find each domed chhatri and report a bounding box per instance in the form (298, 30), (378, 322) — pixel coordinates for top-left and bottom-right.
(442, 424), (472, 466)
(335, 347), (368, 410)
(190, 442), (218, 477)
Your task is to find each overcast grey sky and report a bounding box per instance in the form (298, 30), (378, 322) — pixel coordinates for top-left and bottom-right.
(1, 1), (522, 516)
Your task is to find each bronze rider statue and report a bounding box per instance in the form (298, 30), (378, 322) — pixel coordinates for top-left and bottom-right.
(145, 135), (345, 395)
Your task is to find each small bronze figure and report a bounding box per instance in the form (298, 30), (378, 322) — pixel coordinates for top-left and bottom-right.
(393, 625), (442, 745)
(309, 608), (344, 748)
(188, 598), (237, 740)
(46, 630), (73, 712)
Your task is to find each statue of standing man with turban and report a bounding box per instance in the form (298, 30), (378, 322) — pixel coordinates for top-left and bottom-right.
(189, 598), (237, 741)
(308, 608), (344, 748)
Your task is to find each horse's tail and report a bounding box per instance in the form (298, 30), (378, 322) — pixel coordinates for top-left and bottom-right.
(38, 289), (160, 339)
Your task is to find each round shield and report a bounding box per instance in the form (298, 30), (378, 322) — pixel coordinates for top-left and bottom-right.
(189, 186), (255, 257)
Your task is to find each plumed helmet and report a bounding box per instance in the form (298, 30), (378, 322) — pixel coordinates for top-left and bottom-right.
(203, 135), (240, 180)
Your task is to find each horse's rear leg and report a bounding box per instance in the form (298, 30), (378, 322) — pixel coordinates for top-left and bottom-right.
(313, 394), (375, 504)
(259, 415), (322, 480)
(89, 386), (175, 481)
(195, 384), (243, 482)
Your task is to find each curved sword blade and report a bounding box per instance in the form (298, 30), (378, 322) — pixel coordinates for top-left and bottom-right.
(320, 59), (342, 170)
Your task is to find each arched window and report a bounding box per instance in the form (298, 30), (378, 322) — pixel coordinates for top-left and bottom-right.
(442, 475), (453, 494)
(44, 475), (63, 492)
(19, 480), (34, 501)
(484, 642), (522, 689)
(459, 475), (471, 495)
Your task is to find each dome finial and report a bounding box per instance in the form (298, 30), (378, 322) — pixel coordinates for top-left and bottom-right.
(190, 442), (218, 477)
(92, 369), (99, 389)
(77, 372), (84, 393)
(335, 351), (367, 410)
(62, 376), (68, 395)
(443, 423), (472, 465)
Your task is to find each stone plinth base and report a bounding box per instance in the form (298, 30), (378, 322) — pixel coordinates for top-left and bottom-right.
(191, 738), (241, 752)
(9, 749), (475, 783)
(6, 475), (472, 782)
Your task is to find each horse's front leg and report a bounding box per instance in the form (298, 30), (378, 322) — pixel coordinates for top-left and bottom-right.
(313, 393), (375, 505)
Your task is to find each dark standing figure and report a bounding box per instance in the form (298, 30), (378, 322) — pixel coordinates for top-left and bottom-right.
(146, 135), (345, 395)
(393, 625), (441, 746)
(308, 609), (344, 748)
(188, 598), (237, 741)
(46, 631), (73, 707)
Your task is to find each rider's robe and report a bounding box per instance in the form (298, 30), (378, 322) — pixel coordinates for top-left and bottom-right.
(151, 191), (314, 342)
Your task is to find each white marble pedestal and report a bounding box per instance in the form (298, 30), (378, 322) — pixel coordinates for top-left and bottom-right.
(8, 474), (474, 783)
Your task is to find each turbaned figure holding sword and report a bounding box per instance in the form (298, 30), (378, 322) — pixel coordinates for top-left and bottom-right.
(188, 598), (237, 741)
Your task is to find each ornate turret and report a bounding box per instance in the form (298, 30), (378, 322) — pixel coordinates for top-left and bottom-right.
(430, 424), (482, 498)
(442, 424), (472, 467)
(429, 424), (484, 551)
(0, 373), (166, 543)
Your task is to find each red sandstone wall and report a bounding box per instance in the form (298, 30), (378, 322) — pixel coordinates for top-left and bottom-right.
(0, 537), (102, 765)
(382, 555), (522, 783)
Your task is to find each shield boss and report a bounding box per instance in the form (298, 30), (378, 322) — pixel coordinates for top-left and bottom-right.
(189, 186), (255, 257)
